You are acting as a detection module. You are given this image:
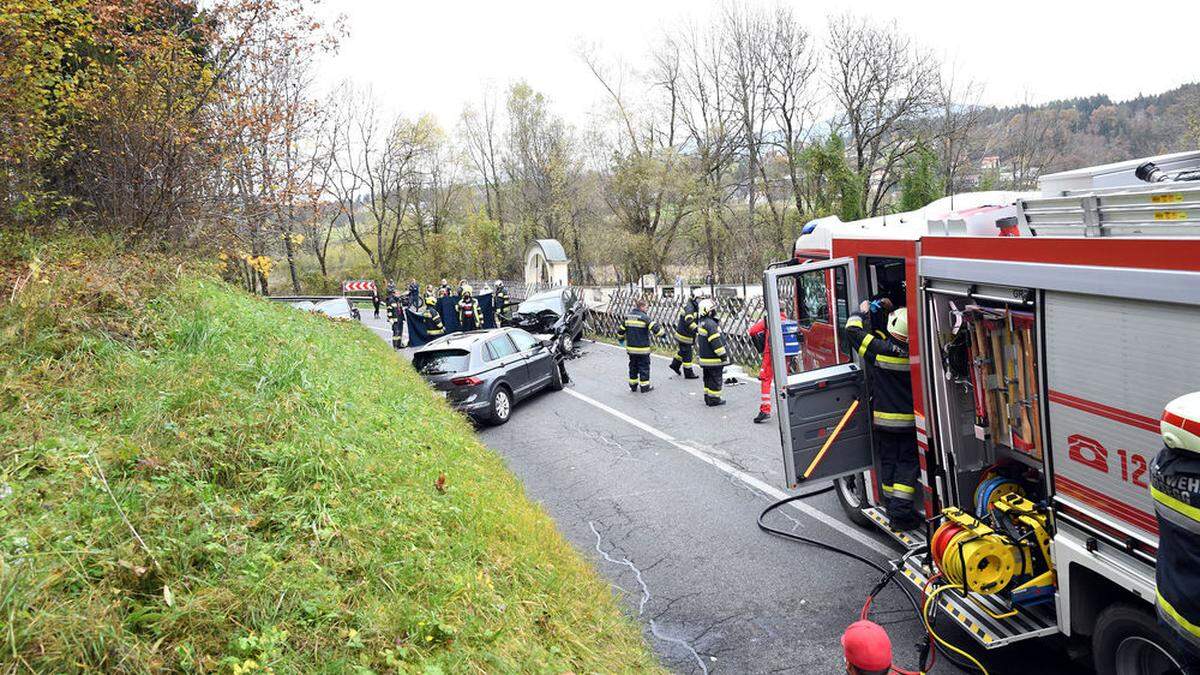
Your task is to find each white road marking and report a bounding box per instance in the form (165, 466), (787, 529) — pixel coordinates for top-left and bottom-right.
(563, 388), (894, 557)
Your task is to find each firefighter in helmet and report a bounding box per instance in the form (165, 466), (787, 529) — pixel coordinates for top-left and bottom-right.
(844, 300), (921, 531)
(494, 280), (510, 326)
(669, 293), (701, 380)
(438, 279), (452, 298)
(695, 298), (729, 406)
(617, 297), (665, 393)
(457, 284), (480, 332)
(421, 296), (445, 338)
(1151, 392), (1200, 670)
(390, 306), (405, 350)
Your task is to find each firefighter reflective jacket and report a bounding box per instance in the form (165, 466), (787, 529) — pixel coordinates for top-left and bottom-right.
(845, 311), (913, 430)
(696, 315), (729, 367)
(674, 299), (700, 344)
(1150, 444), (1200, 651)
(422, 308), (445, 336)
(495, 287), (510, 313)
(457, 298), (479, 327)
(617, 308), (665, 354)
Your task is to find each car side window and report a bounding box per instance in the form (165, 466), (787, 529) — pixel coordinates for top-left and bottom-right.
(485, 335), (518, 361)
(509, 330), (539, 352)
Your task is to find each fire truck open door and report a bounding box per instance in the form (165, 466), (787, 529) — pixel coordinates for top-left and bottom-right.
(763, 258), (873, 490)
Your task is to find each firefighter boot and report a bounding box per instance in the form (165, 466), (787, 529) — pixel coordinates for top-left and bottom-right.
(753, 411), (770, 424)
(669, 357), (682, 376)
(684, 369), (699, 379)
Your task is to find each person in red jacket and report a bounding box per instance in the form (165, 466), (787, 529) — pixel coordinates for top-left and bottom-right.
(749, 311), (787, 424)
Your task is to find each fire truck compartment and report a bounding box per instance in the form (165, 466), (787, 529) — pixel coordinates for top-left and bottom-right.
(922, 281), (1047, 514)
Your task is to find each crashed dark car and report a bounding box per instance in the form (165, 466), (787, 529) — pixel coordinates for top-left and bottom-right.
(411, 328), (568, 425)
(506, 288), (586, 352)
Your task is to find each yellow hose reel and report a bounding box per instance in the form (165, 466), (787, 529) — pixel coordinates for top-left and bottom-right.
(933, 495), (1055, 600)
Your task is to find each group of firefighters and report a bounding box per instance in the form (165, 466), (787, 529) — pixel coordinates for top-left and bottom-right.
(660, 289), (1200, 674)
(374, 278), (511, 349)
(617, 292), (925, 534)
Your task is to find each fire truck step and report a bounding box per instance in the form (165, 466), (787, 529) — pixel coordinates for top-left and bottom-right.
(901, 560), (1059, 649)
(863, 506), (925, 551)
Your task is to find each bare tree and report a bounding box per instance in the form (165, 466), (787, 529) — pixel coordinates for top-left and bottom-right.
(826, 13), (941, 216)
(934, 65), (984, 200)
(460, 88), (507, 226)
(504, 80), (588, 279)
(760, 6), (819, 217)
(721, 3), (770, 279)
(1001, 95), (1069, 189)
(656, 21), (738, 280)
(582, 48), (699, 281)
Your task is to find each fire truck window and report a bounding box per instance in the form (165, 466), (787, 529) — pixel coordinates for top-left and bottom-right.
(798, 272), (830, 326)
(780, 265), (853, 372)
(867, 258), (906, 309)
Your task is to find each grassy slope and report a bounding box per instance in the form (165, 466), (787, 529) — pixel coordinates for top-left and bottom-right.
(0, 238), (660, 673)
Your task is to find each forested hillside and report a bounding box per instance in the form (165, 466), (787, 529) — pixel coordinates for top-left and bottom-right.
(3, 1), (1196, 292)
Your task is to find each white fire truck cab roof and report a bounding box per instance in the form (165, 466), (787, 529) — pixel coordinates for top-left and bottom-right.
(794, 191), (1031, 254)
(795, 150), (1200, 255)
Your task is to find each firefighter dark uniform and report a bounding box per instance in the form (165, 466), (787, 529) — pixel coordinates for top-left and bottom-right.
(669, 298), (701, 379)
(385, 291), (401, 321)
(845, 309), (920, 530)
(390, 312), (405, 349)
(421, 298), (445, 338)
(407, 281), (420, 309)
(1151, 393), (1200, 669)
(617, 307), (665, 392)
(457, 294), (480, 332)
(494, 283), (510, 326)
(695, 312), (729, 406)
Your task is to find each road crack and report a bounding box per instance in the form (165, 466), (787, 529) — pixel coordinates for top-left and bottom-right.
(589, 521), (709, 675)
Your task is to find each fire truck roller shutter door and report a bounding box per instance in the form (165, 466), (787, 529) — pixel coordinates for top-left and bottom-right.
(1044, 292), (1200, 544)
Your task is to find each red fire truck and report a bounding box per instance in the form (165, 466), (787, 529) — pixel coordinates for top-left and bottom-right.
(762, 151), (1200, 673)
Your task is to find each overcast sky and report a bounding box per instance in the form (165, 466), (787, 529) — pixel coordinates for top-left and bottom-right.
(314, 0), (1199, 127)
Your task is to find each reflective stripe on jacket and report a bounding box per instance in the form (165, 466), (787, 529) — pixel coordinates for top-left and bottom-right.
(844, 311), (913, 430)
(617, 308), (665, 354)
(695, 315), (729, 366)
(1151, 445), (1200, 651)
(457, 299), (479, 325)
(423, 308), (445, 335)
(674, 300), (700, 344)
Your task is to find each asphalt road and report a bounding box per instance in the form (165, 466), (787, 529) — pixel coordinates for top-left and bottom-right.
(361, 313), (1090, 674)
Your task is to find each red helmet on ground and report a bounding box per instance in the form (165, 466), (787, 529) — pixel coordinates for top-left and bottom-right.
(841, 620), (892, 672)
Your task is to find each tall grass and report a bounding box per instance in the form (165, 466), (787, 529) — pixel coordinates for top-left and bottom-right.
(0, 242), (660, 673)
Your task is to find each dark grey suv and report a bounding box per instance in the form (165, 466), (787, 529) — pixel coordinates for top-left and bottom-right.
(411, 328), (565, 424)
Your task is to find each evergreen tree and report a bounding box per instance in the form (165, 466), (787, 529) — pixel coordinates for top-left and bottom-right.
(899, 143), (944, 212)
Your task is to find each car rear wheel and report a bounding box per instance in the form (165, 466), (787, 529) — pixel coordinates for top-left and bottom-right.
(1093, 603), (1185, 675)
(835, 473), (876, 528)
(489, 386), (513, 425)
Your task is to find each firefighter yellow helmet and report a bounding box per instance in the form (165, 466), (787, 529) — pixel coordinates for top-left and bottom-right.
(425, 296), (436, 306)
(1161, 392), (1200, 454)
(461, 284), (473, 296)
(698, 298), (716, 317)
(887, 308), (908, 342)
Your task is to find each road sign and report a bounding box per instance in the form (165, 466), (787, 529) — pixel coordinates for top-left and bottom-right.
(342, 280), (377, 292)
